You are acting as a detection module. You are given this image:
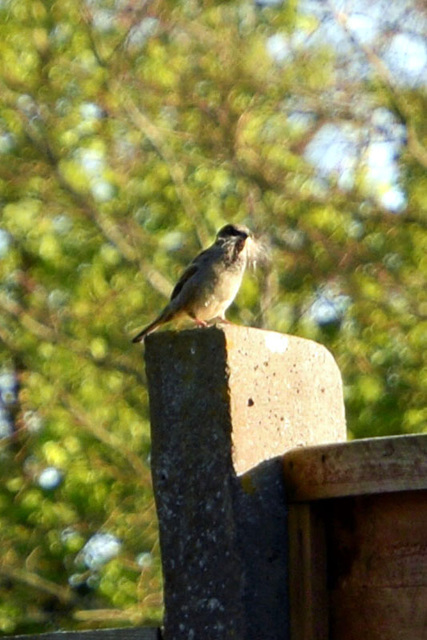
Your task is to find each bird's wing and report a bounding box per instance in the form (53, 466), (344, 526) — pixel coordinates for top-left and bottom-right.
(170, 242), (217, 300)
(170, 263), (199, 300)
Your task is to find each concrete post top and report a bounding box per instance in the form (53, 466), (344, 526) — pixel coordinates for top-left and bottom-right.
(146, 325), (346, 475)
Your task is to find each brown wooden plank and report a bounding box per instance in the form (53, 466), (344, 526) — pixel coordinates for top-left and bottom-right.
(283, 434), (427, 501)
(326, 491), (427, 640)
(1, 628), (161, 640)
(331, 586), (427, 640)
(288, 503), (328, 640)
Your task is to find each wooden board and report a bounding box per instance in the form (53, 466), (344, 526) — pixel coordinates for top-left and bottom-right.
(283, 434), (427, 501)
(1, 627), (161, 640)
(327, 491), (427, 640)
(288, 503), (328, 640)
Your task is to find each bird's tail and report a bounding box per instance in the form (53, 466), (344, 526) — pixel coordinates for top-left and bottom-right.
(131, 308), (174, 343)
(131, 320), (161, 343)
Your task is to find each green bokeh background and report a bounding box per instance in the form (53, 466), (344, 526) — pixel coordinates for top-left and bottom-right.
(0, 0), (425, 633)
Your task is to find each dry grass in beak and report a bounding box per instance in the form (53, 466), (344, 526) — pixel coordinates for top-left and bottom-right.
(246, 233), (271, 271)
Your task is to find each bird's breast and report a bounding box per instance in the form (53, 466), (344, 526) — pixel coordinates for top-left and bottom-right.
(189, 263), (245, 320)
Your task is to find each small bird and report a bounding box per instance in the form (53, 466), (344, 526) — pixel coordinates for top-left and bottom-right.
(132, 224), (253, 342)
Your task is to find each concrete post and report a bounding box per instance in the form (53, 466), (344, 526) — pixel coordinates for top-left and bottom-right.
(144, 325), (346, 640)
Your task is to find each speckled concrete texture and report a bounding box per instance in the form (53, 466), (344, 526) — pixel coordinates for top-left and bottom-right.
(224, 325), (346, 474)
(145, 326), (346, 640)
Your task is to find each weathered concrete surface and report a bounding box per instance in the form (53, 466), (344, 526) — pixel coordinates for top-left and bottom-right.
(146, 328), (246, 640)
(224, 325), (346, 474)
(144, 325), (346, 640)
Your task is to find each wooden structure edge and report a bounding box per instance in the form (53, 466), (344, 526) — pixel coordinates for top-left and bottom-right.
(283, 433), (427, 501)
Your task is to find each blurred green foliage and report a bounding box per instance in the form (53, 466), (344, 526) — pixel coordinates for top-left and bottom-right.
(0, 0), (426, 634)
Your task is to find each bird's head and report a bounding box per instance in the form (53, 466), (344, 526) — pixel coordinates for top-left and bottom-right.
(216, 224), (251, 242)
(215, 223), (265, 268)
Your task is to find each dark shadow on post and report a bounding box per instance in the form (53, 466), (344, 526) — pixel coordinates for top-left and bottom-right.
(146, 328), (246, 639)
(234, 457), (290, 640)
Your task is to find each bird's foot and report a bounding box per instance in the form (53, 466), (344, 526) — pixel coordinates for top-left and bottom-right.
(193, 318), (208, 328)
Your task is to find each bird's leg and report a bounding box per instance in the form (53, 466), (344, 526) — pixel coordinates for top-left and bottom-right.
(193, 317), (208, 328)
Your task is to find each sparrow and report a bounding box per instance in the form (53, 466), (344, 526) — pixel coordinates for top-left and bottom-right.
(132, 224), (253, 342)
